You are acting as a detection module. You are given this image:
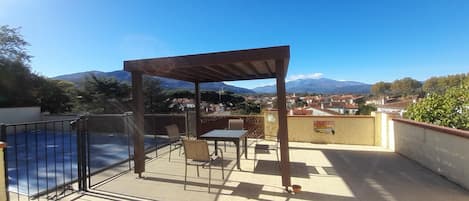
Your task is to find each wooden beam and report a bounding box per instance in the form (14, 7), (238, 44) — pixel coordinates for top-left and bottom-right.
(202, 65), (237, 80)
(275, 59), (291, 188)
(153, 71), (195, 82)
(214, 64), (242, 77)
(173, 67), (221, 81)
(264, 61), (274, 75)
(131, 71), (145, 177)
(243, 62), (261, 75)
(226, 63), (250, 77)
(195, 81), (201, 138)
(124, 46), (290, 72)
(200, 74), (276, 83)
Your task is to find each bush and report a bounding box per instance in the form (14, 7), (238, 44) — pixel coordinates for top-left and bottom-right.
(405, 87), (469, 130)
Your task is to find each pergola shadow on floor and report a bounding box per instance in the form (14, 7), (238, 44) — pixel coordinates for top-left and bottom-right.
(123, 46), (292, 189)
(62, 141), (469, 201)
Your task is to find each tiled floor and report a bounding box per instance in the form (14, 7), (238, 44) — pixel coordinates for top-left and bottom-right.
(59, 141), (469, 201)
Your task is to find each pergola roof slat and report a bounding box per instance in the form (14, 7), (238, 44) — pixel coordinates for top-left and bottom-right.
(124, 46), (289, 82)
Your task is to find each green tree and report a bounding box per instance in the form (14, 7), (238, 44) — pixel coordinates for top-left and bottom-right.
(356, 104), (377, 115)
(0, 25), (31, 63)
(236, 101), (261, 115)
(422, 77), (441, 94)
(37, 79), (75, 113)
(143, 78), (171, 113)
(167, 89), (193, 99)
(78, 75), (130, 113)
(201, 91), (244, 106)
(0, 25), (40, 107)
(0, 59), (37, 106)
(422, 73), (469, 95)
(405, 87), (469, 130)
(371, 81), (391, 96)
(390, 77), (422, 96)
(294, 98), (307, 108)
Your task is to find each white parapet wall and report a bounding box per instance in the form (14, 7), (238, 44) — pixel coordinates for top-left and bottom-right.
(393, 118), (469, 190)
(0, 107), (41, 124)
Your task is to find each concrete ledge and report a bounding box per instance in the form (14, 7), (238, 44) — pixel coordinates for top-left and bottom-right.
(393, 118), (469, 139)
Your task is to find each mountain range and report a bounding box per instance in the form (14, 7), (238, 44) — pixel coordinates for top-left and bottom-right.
(53, 70), (256, 94)
(252, 78), (371, 94)
(53, 70), (371, 94)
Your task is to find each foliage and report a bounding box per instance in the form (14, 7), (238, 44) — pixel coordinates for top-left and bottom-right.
(201, 91), (244, 106)
(294, 98), (307, 108)
(371, 77), (422, 97)
(143, 78), (171, 113)
(166, 89), (193, 99)
(370, 81), (391, 96)
(236, 101), (261, 115)
(405, 87), (469, 130)
(37, 79), (75, 113)
(356, 104), (377, 115)
(422, 73), (469, 94)
(0, 25), (31, 63)
(77, 75), (130, 113)
(0, 58), (37, 106)
(390, 77), (422, 96)
(0, 25), (74, 112)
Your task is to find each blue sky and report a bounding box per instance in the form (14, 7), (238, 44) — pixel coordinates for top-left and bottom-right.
(1, 0), (468, 89)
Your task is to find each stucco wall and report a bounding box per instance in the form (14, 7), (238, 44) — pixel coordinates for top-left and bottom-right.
(287, 116), (375, 145)
(264, 110), (376, 145)
(0, 107), (40, 124)
(394, 119), (469, 190)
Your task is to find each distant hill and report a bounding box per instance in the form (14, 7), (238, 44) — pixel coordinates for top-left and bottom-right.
(53, 70), (255, 94)
(253, 78), (371, 94)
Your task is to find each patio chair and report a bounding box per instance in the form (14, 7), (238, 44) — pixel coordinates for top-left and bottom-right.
(225, 119), (244, 150)
(166, 124), (185, 162)
(182, 139), (224, 192)
(254, 133), (280, 170)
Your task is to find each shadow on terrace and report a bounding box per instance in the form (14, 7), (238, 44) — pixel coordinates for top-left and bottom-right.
(63, 142), (469, 201)
(59, 112), (469, 201)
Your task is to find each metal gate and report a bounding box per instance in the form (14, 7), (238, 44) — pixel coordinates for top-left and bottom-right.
(0, 117), (86, 200)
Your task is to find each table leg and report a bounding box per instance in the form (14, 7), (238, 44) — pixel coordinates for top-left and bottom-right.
(244, 136), (248, 159)
(234, 140), (240, 169)
(214, 140), (218, 155)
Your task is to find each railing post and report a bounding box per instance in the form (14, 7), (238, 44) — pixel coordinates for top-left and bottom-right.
(124, 112), (133, 170)
(74, 118), (82, 191)
(185, 111), (189, 138)
(0, 124), (6, 142)
(0, 124), (9, 201)
(75, 116), (88, 192)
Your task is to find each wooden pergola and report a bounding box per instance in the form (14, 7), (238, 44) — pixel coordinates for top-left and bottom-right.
(123, 45), (292, 189)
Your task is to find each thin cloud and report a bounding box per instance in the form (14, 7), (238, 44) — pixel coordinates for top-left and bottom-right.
(252, 81), (276, 88)
(286, 73), (323, 82)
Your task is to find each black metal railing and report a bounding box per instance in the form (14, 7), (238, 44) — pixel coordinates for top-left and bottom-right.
(0, 118), (83, 200)
(85, 113), (134, 188)
(0, 112), (261, 200)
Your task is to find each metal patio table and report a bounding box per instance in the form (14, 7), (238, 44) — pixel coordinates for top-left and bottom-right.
(200, 129), (248, 170)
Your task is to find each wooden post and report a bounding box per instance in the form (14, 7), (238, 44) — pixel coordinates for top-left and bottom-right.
(195, 81), (201, 138)
(276, 59), (291, 189)
(0, 125), (8, 201)
(131, 71), (145, 176)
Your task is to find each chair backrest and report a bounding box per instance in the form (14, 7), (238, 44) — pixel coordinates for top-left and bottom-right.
(228, 119), (244, 130)
(182, 140), (210, 161)
(165, 124), (180, 142)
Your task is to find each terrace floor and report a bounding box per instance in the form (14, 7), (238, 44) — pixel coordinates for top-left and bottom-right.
(62, 140), (469, 201)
